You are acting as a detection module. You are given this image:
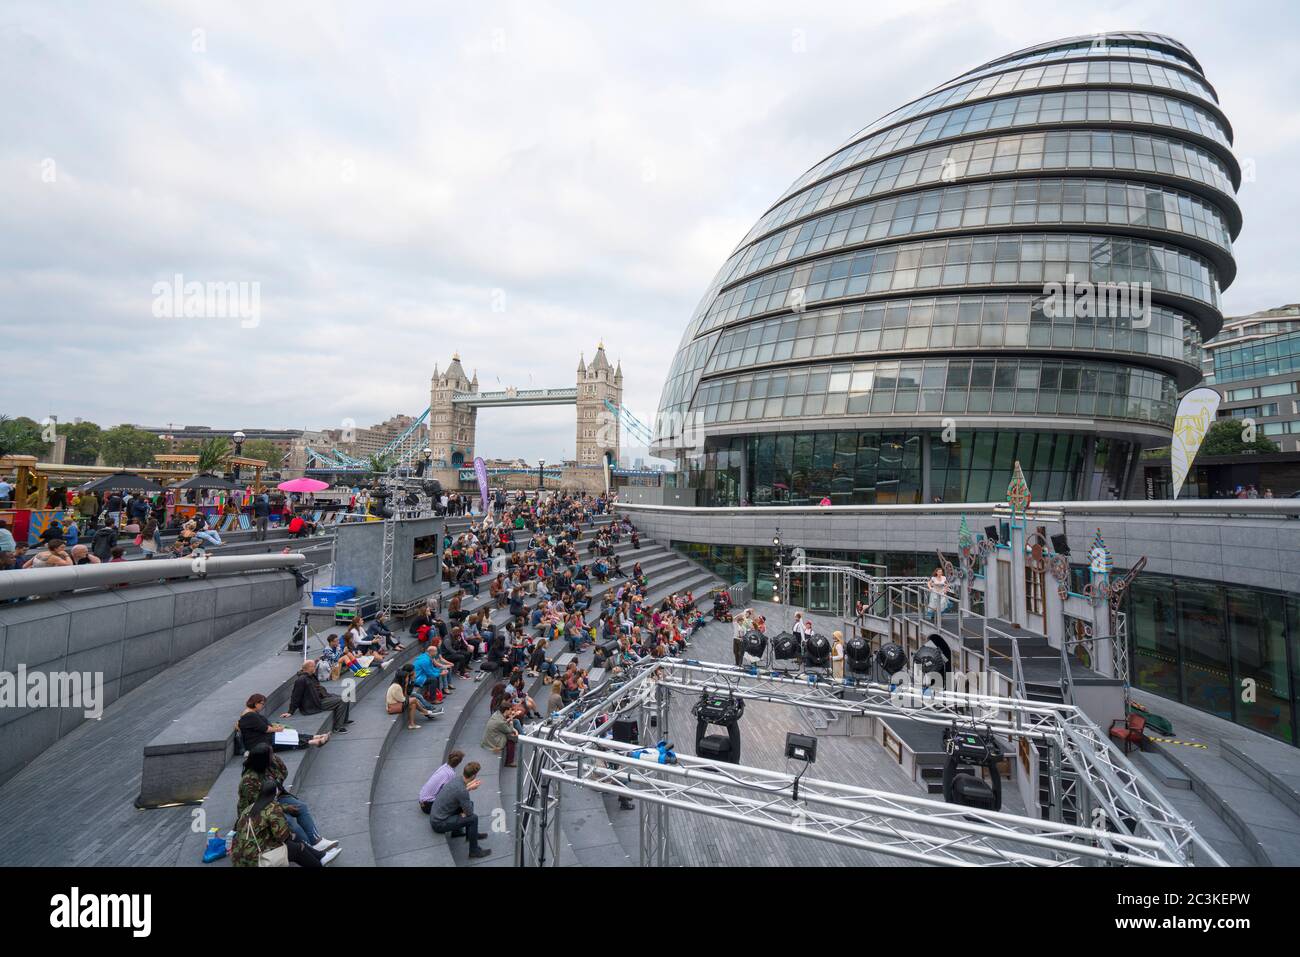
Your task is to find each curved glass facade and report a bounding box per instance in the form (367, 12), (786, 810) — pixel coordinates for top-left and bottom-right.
(739, 131), (1238, 252)
(655, 33), (1239, 503)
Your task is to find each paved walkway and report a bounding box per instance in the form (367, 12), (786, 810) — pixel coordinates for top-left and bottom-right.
(0, 601), (307, 866)
(1131, 689), (1300, 865)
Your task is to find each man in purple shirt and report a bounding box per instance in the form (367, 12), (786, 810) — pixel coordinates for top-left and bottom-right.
(419, 750), (465, 813)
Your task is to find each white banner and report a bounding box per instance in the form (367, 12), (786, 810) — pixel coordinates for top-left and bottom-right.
(1170, 387), (1221, 499)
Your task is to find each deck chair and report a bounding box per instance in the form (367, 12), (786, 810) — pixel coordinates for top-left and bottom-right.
(1108, 714), (1147, 754)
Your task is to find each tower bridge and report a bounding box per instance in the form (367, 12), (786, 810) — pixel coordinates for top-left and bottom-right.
(427, 343), (623, 494)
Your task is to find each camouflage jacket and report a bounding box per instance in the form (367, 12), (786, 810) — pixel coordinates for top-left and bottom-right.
(230, 802), (291, 867)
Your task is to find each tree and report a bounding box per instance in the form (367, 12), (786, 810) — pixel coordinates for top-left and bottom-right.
(99, 425), (164, 468)
(240, 438), (283, 468)
(57, 421), (102, 465)
(0, 415), (50, 459)
(367, 452), (397, 477)
(195, 437), (232, 474)
(1200, 417), (1280, 456)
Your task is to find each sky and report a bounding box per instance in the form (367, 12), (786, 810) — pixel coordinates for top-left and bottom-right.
(1, 0), (1297, 463)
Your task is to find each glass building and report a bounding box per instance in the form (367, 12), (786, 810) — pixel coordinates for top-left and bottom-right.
(655, 33), (1241, 504)
(1204, 304), (1300, 452)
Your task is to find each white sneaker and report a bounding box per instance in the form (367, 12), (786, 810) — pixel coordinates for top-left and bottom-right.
(312, 837), (340, 852)
(321, 846), (343, 865)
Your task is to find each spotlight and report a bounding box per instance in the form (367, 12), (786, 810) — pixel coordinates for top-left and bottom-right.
(421, 479), (443, 497)
(876, 642), (908, 675)
(1051, 533), (1070, 555)
(844, 635), (873, 674)
(804, 634), (831, 668)
(773, 633), (800, 660)
(913, 644), (948, 676)
(403, 492), (420, 507)
(784, 732), (817, 764)
(694, 692), (743, 764)
(691, 691), (745, 725)
(742, 630), (767, 659)
(984, 525), (999, 544)
(941, 723), (1004, 812)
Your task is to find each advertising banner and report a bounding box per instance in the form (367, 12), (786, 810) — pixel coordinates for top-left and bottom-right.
(473, 456), (490, 513)
(1170, 387), (1221, 498)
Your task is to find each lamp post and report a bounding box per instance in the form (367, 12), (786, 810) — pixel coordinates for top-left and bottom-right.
(538, 458), (545, 493)
(232, 431), (246, 484)
(772, 527), (782, 604)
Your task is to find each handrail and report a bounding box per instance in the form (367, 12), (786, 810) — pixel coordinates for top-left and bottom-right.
(0, 553), (307, 601)
(1059, 634), (1077, 706)
(617, 499), (1300, 518)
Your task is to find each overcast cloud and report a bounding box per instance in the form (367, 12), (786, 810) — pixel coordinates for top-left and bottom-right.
(1, 0), (1296, 462)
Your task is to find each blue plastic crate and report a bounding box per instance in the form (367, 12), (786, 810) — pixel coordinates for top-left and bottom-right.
(312, 586), (357, 607)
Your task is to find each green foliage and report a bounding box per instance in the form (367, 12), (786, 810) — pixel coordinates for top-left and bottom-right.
(98, 425), (164, 468)
(367, 452), (398, 476)
(1200, 417), (1280, 456)
(0, 415), (51, 459)
(57, 421), (102, 465)
(240, 438), (282, 468)
(195, 437), (232, 474)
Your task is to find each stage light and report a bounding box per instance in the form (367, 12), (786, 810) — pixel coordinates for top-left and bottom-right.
(784, 732), (817, 764)
(1051, 533), (1070, 555)
(694, 692), (743, 764)
(691, 691), (745, 725)
(876, 642), (908, 675)
(804, 634), (831, 668)
(844, 635), (873, 674)
(941, 723), (1004, 812)
(773, 633), (800, 660)
(742, 630), (767, 659)
(913, 644), (948, 676)
(984, 525), (999, 544)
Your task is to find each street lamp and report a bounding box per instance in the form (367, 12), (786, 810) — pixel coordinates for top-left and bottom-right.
(538, 458), (545, 493)
(772, 527), (782, 604)
(232, 431), (246, 484)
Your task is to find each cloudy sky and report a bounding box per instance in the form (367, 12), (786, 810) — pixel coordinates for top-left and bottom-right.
(2, 0), (1297, 462)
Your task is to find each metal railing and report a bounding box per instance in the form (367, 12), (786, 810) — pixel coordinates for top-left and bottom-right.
(0, 553), (307, 602)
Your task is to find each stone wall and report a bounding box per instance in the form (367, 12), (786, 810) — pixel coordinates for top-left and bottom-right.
(0, 570), (301, 785)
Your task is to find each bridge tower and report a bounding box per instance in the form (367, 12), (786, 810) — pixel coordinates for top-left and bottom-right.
(569, 342), (622, 493)
(429, 353), (478, 471)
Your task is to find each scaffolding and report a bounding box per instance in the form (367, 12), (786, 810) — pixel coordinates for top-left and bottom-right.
(515, 654), (1224, 868)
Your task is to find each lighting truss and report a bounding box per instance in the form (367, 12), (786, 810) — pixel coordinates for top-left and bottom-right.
(514, 657), (1224, 868)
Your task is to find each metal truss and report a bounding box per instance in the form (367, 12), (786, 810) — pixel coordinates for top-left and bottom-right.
(514, 657), (1225, 868)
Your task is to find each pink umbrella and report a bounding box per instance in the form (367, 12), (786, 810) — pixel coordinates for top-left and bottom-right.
(277, 478), (330, 493)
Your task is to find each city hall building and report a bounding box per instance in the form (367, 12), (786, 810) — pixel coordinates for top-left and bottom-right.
(627, 36), (1300, 747)
(654, 32), (1239, 507)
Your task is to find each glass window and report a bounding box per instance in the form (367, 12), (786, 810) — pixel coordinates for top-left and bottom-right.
(1177, 581), (1232, 720)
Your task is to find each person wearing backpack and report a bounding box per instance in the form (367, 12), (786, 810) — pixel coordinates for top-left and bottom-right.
(231, 778), (327, 867)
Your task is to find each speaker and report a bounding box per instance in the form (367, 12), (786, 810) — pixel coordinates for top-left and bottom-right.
(611, 718), (639, 744)
(1051, 533), (1070, 555)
